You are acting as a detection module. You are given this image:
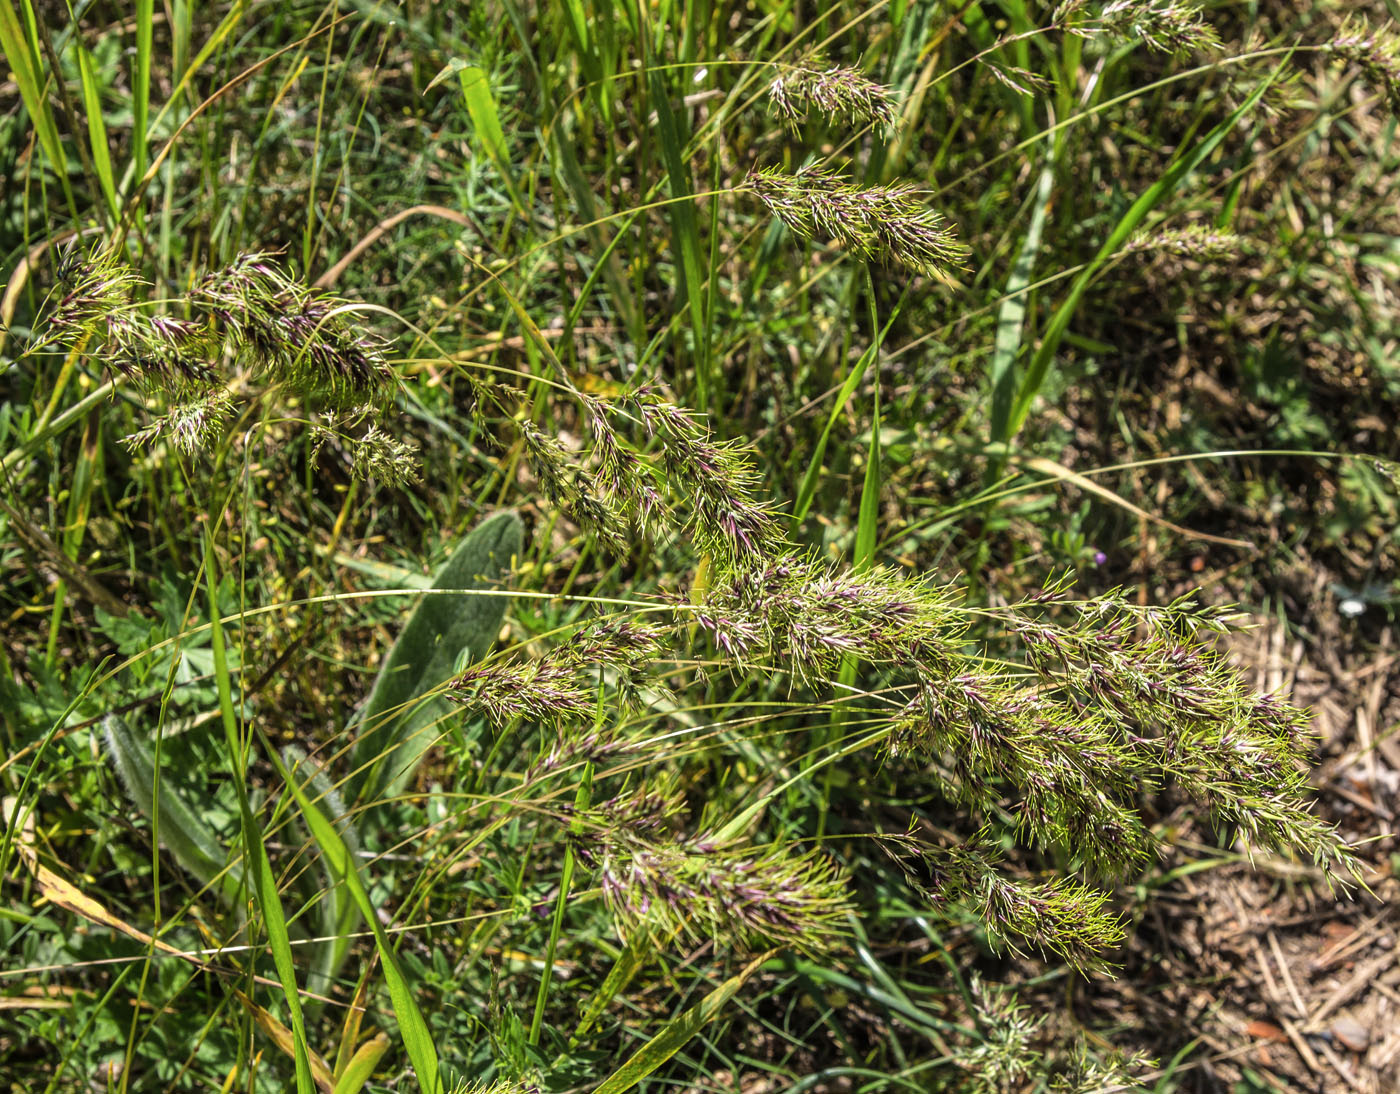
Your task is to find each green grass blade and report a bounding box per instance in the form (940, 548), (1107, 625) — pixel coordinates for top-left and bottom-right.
(853, 357), (882, 567)
(1004, 65), (1282, 442)
(790, 302), (903, 531)
(648, 69), (710, 408)
(279, 757), (443, 1094)
(528, 761), (591, 1045)
(76, 46), (118, 221)
(331, 1033), (389, 1094)
(458, 63), (525, 216)
(572, 932), (648, 1043)
(591, 952), (771, 1094)
(204, 535), (317, 1094)
(835, 273), (883, 734)
(988, 159), (1055, 445)
(283, 744), (359, 1001)
(0, 0), (75, 214)
(132, 0), (153, 183)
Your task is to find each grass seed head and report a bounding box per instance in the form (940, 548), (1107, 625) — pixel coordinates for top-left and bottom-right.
(1056, 0), (1222, 55)
(769, 59), (899, 132)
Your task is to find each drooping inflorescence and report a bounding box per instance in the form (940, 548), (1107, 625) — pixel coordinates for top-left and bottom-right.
(746, 165), (967, 278)
(768, 59), (899, 132)
(573, 784), (853, 954)
(41, 243), (400, 462)
(1055, 0), (1222, 55)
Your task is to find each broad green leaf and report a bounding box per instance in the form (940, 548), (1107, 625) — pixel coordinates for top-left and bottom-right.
(102, 714), (244, 908)
(347, 510), (522, 805)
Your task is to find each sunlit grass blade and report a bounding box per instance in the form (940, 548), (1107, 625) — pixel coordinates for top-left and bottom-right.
(1003, 63), (1283, 443)
(279, 758), (443, 1094)
(332, 1032), (390, 1094)
(988, 159), (1055, 447)
(649, 68), (711, 408)
(452, 61), (527, 217)
(75, 45), (118, 220)
(590, 952), (773, 1094)
(132, 0), (153, 184)
(791, 300), (903, 531)
(0, 0), (75, 214)
(204, 533), (317, 1094)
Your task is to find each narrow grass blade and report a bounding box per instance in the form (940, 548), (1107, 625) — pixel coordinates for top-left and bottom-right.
(791, 303), (903, 531)
(988, 160), (1055, 445)
(283, 744), (360, 999)
(132, 0), (153, 183)
(76, 46), (118, 220)
(649, 69), (710, 408)
(835, 274), (883, 728)
(205, 534), (317, 1094)
(457, 64), (524, 214)
(572, 932), (648, 1042)
(853, 318), (882, 572)
(1019, 455), (1250, 548)
(591, 952), (772, 1094)
(281, 762), (443, 1094)
(1004, 69), (1281, 442)
(332, 1032), (389, 1094)
(333, 972), (373, 1081)
(233, 988), (336, 1093)
(0, 0), (75, 213)
(528, 761), (591, 1044)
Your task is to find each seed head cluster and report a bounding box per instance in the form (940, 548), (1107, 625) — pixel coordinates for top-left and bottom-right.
(1126, 224), (1243, 261)
(1330, 18), (1400, 114)
(40, 244), (399, 464)
(768, 60), (899, 132)
(486, 370), (1353, 963)
(746, 166), (967, 277)
(1055, 0), (1222, 55)
(573, 786), (851, 953)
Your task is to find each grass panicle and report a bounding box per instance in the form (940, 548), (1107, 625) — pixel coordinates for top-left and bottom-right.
(746, 165), (967, 278)
(768, 58), (899, 132)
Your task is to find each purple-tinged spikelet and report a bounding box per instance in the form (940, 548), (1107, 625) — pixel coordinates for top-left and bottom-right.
(746, 166), (966, 278)
(769, 60), (899, 132)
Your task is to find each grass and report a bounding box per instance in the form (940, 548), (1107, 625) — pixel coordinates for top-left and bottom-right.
(2, 1), (1398, 1092)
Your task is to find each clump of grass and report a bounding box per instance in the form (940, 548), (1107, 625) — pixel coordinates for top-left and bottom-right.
(6, 1), (1384, 1090)
(38, 243), (408, 472)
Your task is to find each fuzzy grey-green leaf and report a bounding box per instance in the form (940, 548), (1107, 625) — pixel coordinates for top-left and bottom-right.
(346, 510), (523, 804)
